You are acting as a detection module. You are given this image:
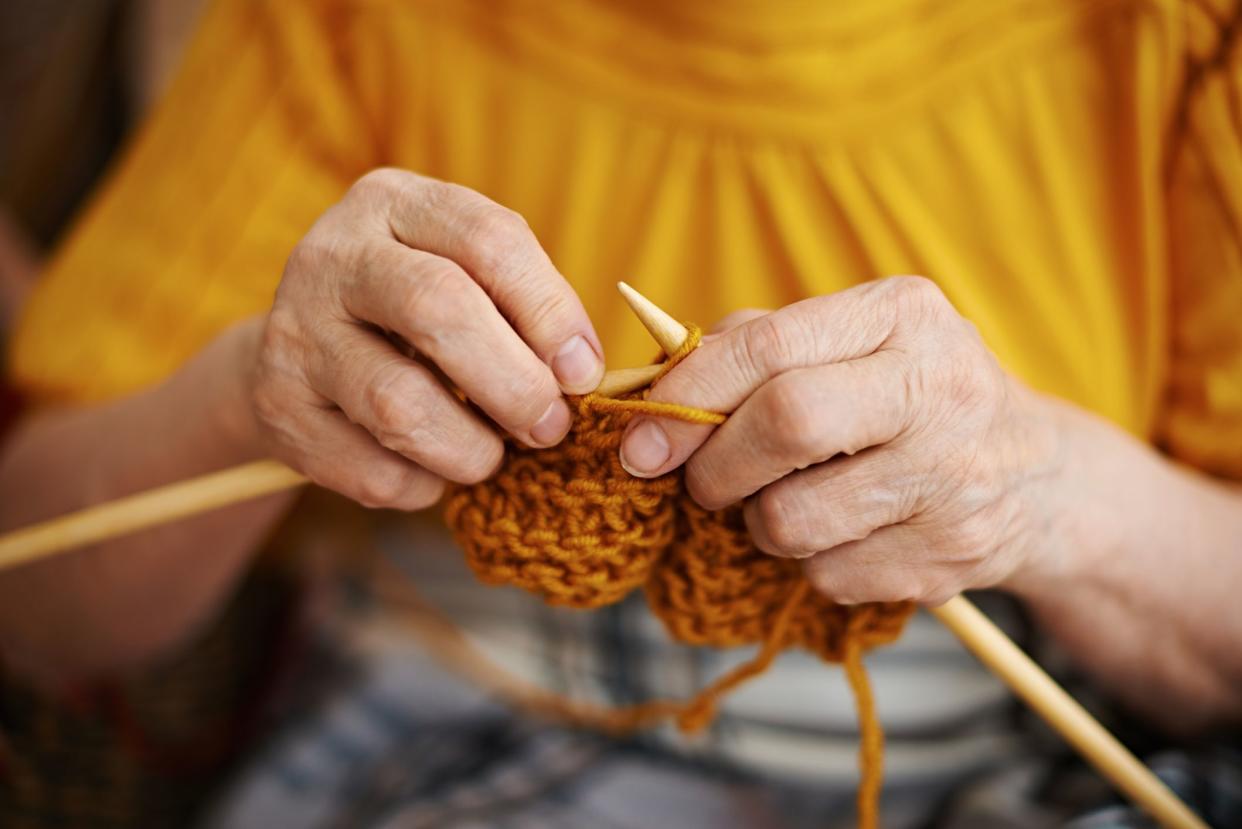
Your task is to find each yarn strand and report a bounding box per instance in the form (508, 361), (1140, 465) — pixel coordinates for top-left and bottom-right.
(370, 559), (797, 734)
(585, 395), (726, 425)
(844, 609), (884, 828)
(375, 562), (886, 828)
(443, 320), (910, 829)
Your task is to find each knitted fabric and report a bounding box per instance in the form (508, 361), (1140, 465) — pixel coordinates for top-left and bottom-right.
(443, 325), (915, 828)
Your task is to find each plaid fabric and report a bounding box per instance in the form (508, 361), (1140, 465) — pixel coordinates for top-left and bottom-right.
(3, 510), (1232, 828)
(198, 516), (1240, 828)
(372, 518), (1033, 794)
(200, 623), (902, 829)
(0, 568), (302, 828)
(198, 601), (1240, 829)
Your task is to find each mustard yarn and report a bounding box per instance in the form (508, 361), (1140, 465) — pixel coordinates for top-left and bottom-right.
(443, 323), (914, 828)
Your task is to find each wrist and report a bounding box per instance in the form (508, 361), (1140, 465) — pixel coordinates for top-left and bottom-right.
(998, 389), (1120, 602)
(205, 316), (268, 462)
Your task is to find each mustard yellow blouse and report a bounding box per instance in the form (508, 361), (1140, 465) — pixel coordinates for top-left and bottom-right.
(10, 0), (1242, 478)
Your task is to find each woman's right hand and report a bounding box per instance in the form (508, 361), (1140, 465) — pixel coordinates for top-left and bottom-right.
(248, 169), (604, 509)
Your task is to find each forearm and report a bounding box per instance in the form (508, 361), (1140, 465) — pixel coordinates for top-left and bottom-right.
(0, 317), (297, 688)
(1007, 395), (1242, 731)
(0, 208), (40, 332)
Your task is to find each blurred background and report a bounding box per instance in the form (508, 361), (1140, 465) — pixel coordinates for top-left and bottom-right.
(0, 0), (206, 342)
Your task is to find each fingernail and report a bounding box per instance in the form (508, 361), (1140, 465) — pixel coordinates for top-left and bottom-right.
(530, 399), (571, 446)
(552, 335), (603, 393)
(621, 419), (670, 476)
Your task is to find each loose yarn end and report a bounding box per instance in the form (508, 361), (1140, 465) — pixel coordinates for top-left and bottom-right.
(442, 323), (914, 827)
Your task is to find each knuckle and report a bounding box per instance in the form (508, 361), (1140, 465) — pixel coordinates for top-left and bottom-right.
(400, 260), (469, 334)
(709, 307), (770, 335)
(876, 572), (925, 604)
(283, 237), (330, 282)
(259, 308), (300, 359)
(489, 357), (558, 425)
(249, 381), (283, 429)
(951, 512), (995, 558)
(762, 376), (825, 458)
(802, 556), (844, 601)
(282, 229), (363, 299)
(423, 179), (481, 213)
(886, 350), (921, 431)
(462, 203), (531, 261)
(500, 363), (560, 426)
(823, 567), (937, 605)
(353, 465), (415, 509)
(889, 274), (940, 303)
(887, 275), (951, 323)
(653, 353), (716, 408)
(755, 488), (817, 556)
(818, 501), (873, 550)
(832, 588), (866, 606)
(410, 406), (505, 484)
(392, 474), (447, 511)
(505, 280), (573, 342)
(803, 547), (935, 606)
(385, 409), (503, 485)
(685, 457), (729, 510)
(456, 441), (505, 484)
(364, 367), (418, 440)
(352, 167), (407, 203)
(829, 587), (864, 605)
(417, 477), (448, 509)
(921, 583), (958, 607)
(736, 313), (796, 377)
(252, 316), (306, 427)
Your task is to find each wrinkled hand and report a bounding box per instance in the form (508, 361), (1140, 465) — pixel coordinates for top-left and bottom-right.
(250, 169), (604, 509)
(620, 277), (1064, 605)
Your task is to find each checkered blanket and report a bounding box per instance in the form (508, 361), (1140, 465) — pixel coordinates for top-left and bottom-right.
(198, 520), (1240, 828)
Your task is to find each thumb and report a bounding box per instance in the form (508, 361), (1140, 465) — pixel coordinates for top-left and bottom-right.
(618, 308), (769, 478)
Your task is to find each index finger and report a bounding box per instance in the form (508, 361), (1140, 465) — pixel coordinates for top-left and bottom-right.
(355, 169), (605, 394)
(342, 242), (571, 449)
(620, 279), (909, 479)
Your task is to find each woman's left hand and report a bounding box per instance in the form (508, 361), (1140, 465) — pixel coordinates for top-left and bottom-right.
(619, 276), (1068, 606)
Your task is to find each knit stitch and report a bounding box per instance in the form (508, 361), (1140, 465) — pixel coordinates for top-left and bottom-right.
(443, 324), (914, 828)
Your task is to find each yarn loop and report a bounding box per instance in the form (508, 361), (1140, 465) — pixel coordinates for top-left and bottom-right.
(443, 323), (914, 828)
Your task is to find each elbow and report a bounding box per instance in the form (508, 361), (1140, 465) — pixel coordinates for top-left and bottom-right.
(0, 587), (228, 692)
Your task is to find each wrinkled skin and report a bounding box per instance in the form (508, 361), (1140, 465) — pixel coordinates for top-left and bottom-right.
(621, 277), (1068, 605)
(252, 168), (605, 508)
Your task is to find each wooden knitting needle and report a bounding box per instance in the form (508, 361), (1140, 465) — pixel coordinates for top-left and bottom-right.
(591, 282), (686, 395)
(0, 460), (308, 572)
(617, 281), (1209, 829)
(934, 597), (1210, 829)
(595, 363), (663, 397)
(0, 288), (1214, 829)
(617, 281), (688, 354)
(0, 362), (662, 572)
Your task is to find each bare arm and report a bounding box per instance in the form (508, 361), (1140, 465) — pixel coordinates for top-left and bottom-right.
(1006, 397), (1242, 731)
(0, 318), (294, 688)
(623, 278), (1242, 732)
(0, 170), (603, 690)
(0, 208), (39, 331)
